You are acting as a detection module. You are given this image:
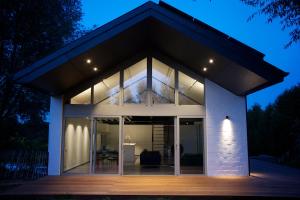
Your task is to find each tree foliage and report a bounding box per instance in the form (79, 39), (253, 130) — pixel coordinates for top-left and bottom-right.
(241, 0), (300, 48)
(0, 0), (83, 150)
(248, 84), (300, 167)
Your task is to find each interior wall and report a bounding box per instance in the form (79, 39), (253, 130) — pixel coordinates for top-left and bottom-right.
(63, 118), (91, 172)
(124, 125), (152, 155)
(96, 123), (119, 151)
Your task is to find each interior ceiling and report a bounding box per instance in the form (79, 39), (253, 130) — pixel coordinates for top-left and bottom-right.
(29, 18), (271, 96)
(124, 116), (174, 125)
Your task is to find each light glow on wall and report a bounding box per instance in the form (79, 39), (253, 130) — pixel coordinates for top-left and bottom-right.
(221, 118), (235, 155)
(222, 118), (233, 140)
(64, 119), (90, 172)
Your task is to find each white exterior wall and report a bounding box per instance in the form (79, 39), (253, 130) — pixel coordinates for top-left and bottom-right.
(48, 96), (63, 175)
(205, 79), (249, 176)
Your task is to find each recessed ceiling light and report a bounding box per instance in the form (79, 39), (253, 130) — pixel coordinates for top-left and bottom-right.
(86, 59), (92, 64)
(93, 67), (98, 71)
(203, 67), (207, 72)
(209, 58), (214, 64)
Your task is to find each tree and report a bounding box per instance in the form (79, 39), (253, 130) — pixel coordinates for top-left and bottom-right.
(247, 84), (300, 167)
(241, 0), (300, 48)
(0, 0), (83, 150)
(247, 104), (265, 155)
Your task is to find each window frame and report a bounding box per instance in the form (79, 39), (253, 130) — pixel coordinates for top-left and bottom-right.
(67, 56), (205, 106)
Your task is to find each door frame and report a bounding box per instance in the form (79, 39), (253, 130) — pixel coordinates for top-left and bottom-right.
(90, 115), (123, 175)
(176, 116), (206, 176)
(89, 115), (206, 176)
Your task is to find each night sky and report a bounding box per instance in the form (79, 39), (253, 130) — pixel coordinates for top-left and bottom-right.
(81, 0), (300, 108)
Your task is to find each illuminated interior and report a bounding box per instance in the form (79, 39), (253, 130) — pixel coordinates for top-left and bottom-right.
(69, 57), (204, 106)
(123, 58), (147, 104)
(70, 88), (91, 104)
(63, 118), (91, 174)
(152, 58), (175, 104)
(94, 72), (120, 104)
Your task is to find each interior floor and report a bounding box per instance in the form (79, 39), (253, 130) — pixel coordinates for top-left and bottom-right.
(64, 160), (203, 175)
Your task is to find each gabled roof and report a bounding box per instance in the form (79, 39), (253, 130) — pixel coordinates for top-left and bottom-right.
(14, 0), (288, 96)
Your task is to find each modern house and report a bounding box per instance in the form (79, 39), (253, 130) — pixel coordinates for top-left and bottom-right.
(14, 1), (287, 177)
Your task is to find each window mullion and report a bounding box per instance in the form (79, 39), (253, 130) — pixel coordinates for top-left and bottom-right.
(120, 69), (124, 105)
(147, 56), (152, 106)
(91, 85), (94, 104)
(175, 69), (179, 105)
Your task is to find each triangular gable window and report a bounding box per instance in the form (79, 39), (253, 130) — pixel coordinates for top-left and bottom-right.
(94, 72), (120, 104)
(152, 58), (175, 104)
(69, 57), (204, 106)
(123, 58), (147, 104)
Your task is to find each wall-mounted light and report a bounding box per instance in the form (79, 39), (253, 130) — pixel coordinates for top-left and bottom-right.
(225, 115), (230, 120)
(93, 67), (98, 71)
(202, 67), (207, 72)
(86, 59), (92, 64)
(209, 58), (214, 64)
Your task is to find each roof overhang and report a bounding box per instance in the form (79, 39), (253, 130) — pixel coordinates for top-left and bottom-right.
(14, 1), (288, 96)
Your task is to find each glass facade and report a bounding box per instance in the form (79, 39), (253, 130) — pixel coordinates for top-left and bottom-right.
(69, 57), (204, 106)
(93, 117), (119, 174)
(70, 88), (91, 104)
(65, 57), (207, 175)
(152, 58), (175, 104)
(94, 72), (120, 104)
(123, 116), (174, 175)
(179, 118), (204, 174)
(178, 71), (204, 105)
(123, 58), (147, 104)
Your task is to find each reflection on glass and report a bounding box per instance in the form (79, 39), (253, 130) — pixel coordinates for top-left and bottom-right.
(63, 118), (91, 174)
(70, 88), (91, 104)
(152, 58), (175, 103)
(178, 71), (204, 105)
(94, 117), (119, 174)
(123, 58), (147, 104)
(179, 118), (204, 174)
(94, 72), (120, 104)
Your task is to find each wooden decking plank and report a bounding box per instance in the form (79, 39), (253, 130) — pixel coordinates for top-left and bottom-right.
(2, 175), (300, 197)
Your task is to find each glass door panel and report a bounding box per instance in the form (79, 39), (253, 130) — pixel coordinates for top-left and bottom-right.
(123, 116), (174, 175)
(179, 118), (204, 174)
(93, 117), (119, 174)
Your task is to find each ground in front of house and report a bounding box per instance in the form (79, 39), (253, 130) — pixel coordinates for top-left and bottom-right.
(1, 158), (300, 199)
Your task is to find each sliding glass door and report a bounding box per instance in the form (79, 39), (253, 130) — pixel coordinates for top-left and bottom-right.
(123, 116), (175, 175)
(92, 117), (120, 174)
(178, 118), (204, 174)
(63, 116), (204, 175)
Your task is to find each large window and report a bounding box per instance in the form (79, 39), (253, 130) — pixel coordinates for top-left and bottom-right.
(70, 88), (91, 104)
(178, 71), (204, 105)
(152, 58), (175, 104)
(69, 57), (204, 106)
(123, 58), (147, 104)
(94, 72), (120, 104)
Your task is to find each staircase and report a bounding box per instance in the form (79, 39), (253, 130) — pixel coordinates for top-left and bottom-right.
(152, 125), (165, 159)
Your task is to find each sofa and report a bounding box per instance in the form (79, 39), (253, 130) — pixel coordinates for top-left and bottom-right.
(140, 150), (161, 166)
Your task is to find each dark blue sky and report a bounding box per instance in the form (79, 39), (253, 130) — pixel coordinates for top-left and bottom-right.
(81, 0), (300, 108)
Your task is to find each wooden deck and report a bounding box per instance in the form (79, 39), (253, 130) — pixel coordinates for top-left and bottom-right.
(2, 174), (300, 197)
